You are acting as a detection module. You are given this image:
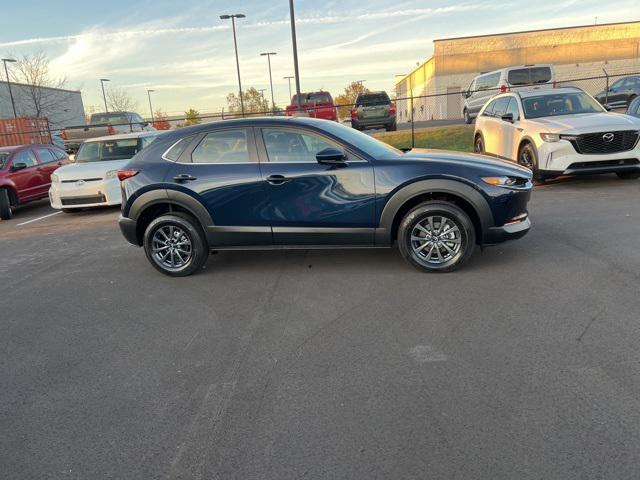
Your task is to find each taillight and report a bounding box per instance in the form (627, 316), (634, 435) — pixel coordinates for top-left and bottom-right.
(351, 107), (358, 119)
(389, 103), (396, 115)
(60, 129), (68, 140)
(117, 169), (138, 181)
(107, 124), (116, 135)
(500, 85), (508, 93)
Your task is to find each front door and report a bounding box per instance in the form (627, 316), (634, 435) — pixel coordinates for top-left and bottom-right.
(256, 126), (376, 245)
(164, 128), (272, 247)
(8, 149), (44, 200)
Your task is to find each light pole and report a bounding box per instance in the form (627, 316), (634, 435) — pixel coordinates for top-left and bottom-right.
(288, 0), (302, 112)
(220, 13), (246, 117)
(260, 52), (277, 113)
(2, 58), (17, 118)
(283, 76), (294, 101)
(100, 78), (110, 112)
(147, 89), (155, 124)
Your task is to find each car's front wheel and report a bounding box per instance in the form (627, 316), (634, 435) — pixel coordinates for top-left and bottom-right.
(616, 171), (640, 180)
(518, 142), (545, 182)
(474, 134), (484, 153)
(397, 201), (476, 273)
(143, 213), (209, 276)
(0, 189), (13, 220)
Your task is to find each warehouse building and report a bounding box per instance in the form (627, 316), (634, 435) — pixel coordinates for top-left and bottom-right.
(0, 81), (85, 131)
(395, 21), (640, 123)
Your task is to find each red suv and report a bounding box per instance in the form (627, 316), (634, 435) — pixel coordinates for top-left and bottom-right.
(0, 144), (70, 219)
(285, 91), (338, 121)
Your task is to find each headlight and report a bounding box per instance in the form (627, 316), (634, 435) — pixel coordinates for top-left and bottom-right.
(540, 133), (560, 142)
(51, 173), (59, 183)
(105, 170), (118, 179)
(482, 176), (520, 187)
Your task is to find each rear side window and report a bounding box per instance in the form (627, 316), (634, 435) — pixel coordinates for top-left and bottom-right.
(51, 148), (67, 160)
(191, 129), (251, 164)
(262, 128), (338, 163)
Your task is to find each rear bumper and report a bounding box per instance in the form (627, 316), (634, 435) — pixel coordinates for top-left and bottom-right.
(118, 215), (139, 246)
(483, 217), (531, 245)
(353, 117), (395, 129)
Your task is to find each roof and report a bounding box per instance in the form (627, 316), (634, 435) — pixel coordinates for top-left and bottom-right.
(0, 143), (55, 153)
(518, 87), (584, 98)
(86, 130), (164, 143)
(434, 20), (640, 43)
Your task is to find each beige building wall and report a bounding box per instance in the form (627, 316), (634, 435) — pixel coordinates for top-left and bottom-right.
(396, 21), (640, 123)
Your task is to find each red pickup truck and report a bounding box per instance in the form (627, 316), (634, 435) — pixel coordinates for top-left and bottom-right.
(0, 144), (70, 219)
(285, 91), (338, 121)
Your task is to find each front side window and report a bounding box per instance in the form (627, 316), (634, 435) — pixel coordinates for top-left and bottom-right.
(492, 97), (511, 117)
(522, 92), (605, 119)
(505, 98), (520, 121)
(76, 138), (140, 162)
(262, 128), (338, 163)
(13, 150), (38, 168)
(191, 129), (250, 164)
(482, 99), (498, 116)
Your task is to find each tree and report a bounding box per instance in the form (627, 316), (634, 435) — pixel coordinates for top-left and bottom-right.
(184, 108), (201, 126)
(105, 87), (138, 112)
(7, 51), (74, 123)
(334, 81), (370, 120)
(226, 87), (270, 116)
(152, 109), (171, 130)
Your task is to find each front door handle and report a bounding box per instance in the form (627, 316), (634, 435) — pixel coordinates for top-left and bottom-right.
(266, 174), (291, 185)
(173, 173), (197, 182)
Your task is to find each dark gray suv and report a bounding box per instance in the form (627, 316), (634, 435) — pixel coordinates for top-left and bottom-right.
(351, 91), (396, 131)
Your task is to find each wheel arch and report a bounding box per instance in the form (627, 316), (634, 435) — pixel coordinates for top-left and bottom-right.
(376, 179), (493, 246)
(0, 184), (19, 206)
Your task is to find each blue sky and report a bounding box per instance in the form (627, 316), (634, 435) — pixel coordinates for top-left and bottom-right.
(0, 0), (637, 115)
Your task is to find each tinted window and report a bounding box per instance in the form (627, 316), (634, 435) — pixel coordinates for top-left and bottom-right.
(492, 97), (511, 117)
(482, 99), (498, 116)
(164, 136), (194, 161)
(522, 92), (605, 119)
(191, 129), (250, 164)
(505, 98), (520, 121)
(309, 92), (332, 103)
(507, 69), (530, 86)
(14, 150), (39, 168)
(76, 138), (141, 162)
(531, 67), (552, 84)
(310, 121), (400, 158)
(35, 148), (56, 163)
(477, 73), (500, 90)
(356, 93), (390, 106)
(0, 153), (8, 168)
(262, 128), (338, 163)
(609, 78), (626, 89)
(508, 67), (552, 86)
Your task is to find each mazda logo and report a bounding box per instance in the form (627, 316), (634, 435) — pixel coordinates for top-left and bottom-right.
(602, 132), (615, 143)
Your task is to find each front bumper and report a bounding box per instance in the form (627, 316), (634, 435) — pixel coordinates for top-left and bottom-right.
(483, 216), (531, 245)
(537, 140), (640, 176)
(49, 178), (122, 209)
(119, 215), (139, 245)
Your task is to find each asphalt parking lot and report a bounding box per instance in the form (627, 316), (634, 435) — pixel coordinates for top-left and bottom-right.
(2, 175), (640, 479)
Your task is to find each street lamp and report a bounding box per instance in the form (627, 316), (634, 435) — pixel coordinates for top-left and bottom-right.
(147, 89), (155, 124)
(288, 0), (302, 112)
(100, 78), (110, 112)
(260, 52), (277, 113)
(1, 58), (17, 118)
(283, 76), (295, 101)
(220, 13), (246, 117)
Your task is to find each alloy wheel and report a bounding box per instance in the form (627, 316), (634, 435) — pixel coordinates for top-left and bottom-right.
(410, 215), (463, 266)
(151, 225), (193, 271)
(519, 148), (534, 170)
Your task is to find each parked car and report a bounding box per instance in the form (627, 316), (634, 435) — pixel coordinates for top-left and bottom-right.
(351, 91), (397, 131)
(473, 87), (640, 181)
(463, 64), (555, 124)
(49, 131), (161, 212)
(61, 111), (155, 154)
(595, 75), (640, 109)
(117, 117), (532, 276)
(0, 144), (70, 220)
(626, 95), (640, 118)
(285, 92), (338, 121)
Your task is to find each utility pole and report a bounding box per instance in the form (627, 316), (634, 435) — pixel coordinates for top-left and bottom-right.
(1, 58), (17, 118)
(100, 78), (110, 112)
(283, 76), (294, 101)
(260, 52), (277, 113)
(147, 89), (155, 124)
(289, 0), (302, 112)
(220, 14), (246, 117)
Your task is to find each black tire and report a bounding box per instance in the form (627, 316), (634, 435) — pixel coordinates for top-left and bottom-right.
(143, 213), (209, 277)
(617, 171), (640, 179)
(386, 122), (397, 132)
(0, 189), (13, 220)
(518, 142), (545, 182)
(397, 201), (476, 273)
(464, 109), (472, 125)
(474, 134), (484, 154)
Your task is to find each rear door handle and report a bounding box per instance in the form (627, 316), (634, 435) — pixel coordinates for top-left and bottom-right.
(173, 174), (197, 182)
(266, 174), (291, 185)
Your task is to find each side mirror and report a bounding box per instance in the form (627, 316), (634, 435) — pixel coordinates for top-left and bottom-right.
(11, 162), (27, 171)
(316, 147), (346, 165)
(501, 113), (514, 123)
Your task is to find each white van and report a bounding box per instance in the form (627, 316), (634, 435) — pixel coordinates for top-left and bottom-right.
(463, 64), (555, 124)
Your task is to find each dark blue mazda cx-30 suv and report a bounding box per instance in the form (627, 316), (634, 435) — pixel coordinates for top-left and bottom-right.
(117, 117), (532, 276)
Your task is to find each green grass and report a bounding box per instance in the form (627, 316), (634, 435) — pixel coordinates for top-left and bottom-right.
(373, 125), (474, 153)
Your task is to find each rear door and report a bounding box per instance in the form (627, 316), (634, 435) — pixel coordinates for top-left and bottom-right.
(7, 149), (44, 200)
(164, 127), (272, 247)
(496, 97), (523, 160)
(256, 126), (376, 245)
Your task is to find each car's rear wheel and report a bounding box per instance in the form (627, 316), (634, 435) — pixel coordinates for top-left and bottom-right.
(518, 142), (544, 182)
(143, 213), (208, 276)
(397, 201), (476, 273)
(616, 171), (640, 179)
(386, 122), (397, 132)
(474, 134), (484, 153)
(0, 189), (13, 220)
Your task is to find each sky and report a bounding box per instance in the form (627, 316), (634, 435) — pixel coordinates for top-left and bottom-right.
(0, 0), (637, 116)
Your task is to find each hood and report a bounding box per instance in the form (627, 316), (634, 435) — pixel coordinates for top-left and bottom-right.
(526, 113), (640, 133)
(55, 159), (130, 181)
(404, 148), (532, 177)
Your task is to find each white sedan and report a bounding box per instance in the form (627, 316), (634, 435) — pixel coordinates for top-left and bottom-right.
(473, 87), (640, 181)
(50, 131), (160, 211)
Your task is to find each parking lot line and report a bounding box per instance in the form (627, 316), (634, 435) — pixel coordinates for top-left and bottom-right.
(16, 211), (62, 226)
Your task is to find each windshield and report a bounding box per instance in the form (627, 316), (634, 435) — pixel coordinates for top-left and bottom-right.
(0, 153), (8, 169)
(319, 121), (402, 157)
(522, 92), (605, 119)
(76, 138), (141, 162)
